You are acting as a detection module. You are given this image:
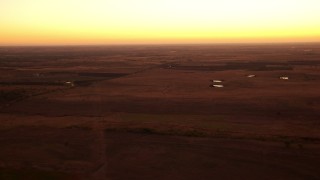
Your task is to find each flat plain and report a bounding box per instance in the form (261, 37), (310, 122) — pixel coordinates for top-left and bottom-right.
(0, 44), (320, 179)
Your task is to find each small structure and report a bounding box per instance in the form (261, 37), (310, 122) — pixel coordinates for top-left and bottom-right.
(65, 81), (75, 86)
(210, 79), (224, 88)
(212, 84), (224, 88)
(247, 75), (256, 78)
(212, 80), (223, 83)
(279, 76), (289, 80)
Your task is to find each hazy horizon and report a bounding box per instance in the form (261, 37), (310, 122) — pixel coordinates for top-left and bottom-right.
(1, 41), (320, 47)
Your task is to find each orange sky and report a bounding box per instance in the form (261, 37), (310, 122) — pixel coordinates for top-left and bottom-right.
(1, 0), (320, 45)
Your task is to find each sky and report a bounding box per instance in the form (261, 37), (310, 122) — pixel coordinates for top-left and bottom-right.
(1, 0), (320, 45)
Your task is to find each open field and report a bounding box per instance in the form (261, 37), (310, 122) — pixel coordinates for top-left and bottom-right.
(1, 44), (320, 179)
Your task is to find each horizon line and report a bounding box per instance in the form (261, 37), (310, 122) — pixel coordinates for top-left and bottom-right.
(1, 41), (320, 47)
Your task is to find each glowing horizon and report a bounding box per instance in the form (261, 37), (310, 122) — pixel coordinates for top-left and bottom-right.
(1, 0), (320, 45)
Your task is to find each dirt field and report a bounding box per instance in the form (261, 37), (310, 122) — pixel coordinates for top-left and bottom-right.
(1, 44), (320, 179)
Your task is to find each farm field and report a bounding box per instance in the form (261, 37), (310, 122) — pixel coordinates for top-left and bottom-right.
(1, 44), (320, 179)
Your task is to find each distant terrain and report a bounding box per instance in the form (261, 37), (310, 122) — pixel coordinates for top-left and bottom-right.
(1, 44), (320, 179)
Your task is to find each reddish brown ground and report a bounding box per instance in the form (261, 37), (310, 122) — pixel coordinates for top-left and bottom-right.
(0, 44), (320, 179)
